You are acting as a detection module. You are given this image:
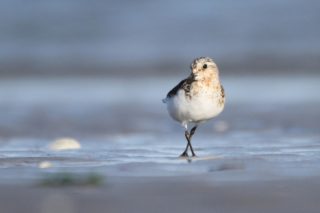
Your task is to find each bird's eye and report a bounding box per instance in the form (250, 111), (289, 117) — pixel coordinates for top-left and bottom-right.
(203, 64), (207, 69)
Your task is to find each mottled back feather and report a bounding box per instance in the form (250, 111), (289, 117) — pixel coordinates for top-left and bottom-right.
(221, 85), (225, 98)
(166, 74), (195, 99)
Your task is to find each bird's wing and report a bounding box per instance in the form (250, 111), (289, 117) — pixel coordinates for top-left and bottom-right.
(166, 79), (188, 98)
(162, 79), (187, 103)
(220, 84), (225, 98)
(162, 76), (195, 103)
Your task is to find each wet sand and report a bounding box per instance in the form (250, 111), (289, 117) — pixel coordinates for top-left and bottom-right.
(1, 176), (320, 213)
(0, 75), (319, 212)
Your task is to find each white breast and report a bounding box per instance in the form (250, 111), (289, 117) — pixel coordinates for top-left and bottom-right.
(166, 89), (224, 125)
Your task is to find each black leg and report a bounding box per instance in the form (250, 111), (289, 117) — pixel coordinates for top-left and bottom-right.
(187, 126), (198, 157)
(179, 125), (198, 157)
(180, 131), (190, 157)
(190, 126), (197, 137)
(188, 135), (196, 157)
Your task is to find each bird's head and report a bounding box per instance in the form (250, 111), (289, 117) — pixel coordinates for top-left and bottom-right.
(190, 57), (219, 81)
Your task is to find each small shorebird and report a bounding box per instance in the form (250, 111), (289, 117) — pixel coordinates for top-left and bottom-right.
(163, 57), (225, 157)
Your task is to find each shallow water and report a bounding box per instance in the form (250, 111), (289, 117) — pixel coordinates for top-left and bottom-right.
(0, 75), (319, 181)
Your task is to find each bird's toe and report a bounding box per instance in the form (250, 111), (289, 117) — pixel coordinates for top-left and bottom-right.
(179, 151), (189, 158)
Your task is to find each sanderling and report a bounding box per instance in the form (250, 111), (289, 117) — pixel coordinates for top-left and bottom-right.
(163, 57), (225, 157)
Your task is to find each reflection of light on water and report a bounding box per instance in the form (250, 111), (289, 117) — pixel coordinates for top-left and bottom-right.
(40, 193), (75, 213)
(38, 161), (53, 169)
(49, 138), (81, 151)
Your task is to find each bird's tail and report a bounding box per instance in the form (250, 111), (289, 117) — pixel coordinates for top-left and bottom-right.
(162, 98), (167, 103)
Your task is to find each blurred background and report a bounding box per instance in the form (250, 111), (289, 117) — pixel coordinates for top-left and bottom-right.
(1, 2), (320, 213)
(1, 0), (320, 77)
(0, 0), (320, 179)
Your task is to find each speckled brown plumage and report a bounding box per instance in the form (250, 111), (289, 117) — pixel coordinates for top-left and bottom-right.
(166, 74), (196, 99)
(163, 57), (225, 157)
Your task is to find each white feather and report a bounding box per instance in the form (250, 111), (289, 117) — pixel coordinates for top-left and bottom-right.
(165, 88), (224, 127)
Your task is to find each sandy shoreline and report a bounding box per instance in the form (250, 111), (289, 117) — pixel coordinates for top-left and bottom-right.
(1, 176), (320, 213)
(0, 75), (319, 212)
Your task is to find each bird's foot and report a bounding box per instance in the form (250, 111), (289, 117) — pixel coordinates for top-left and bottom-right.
(179, 151), (189, 158)
(190, 149), (197, 158)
